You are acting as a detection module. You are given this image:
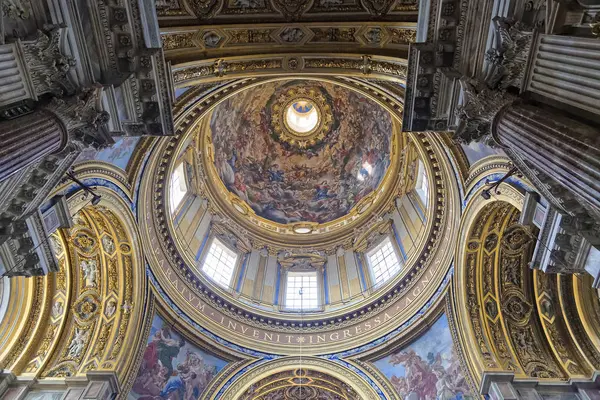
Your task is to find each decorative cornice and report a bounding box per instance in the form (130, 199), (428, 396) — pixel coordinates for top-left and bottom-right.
(157, 0), (419, 21)
(171, 54), (408, 87)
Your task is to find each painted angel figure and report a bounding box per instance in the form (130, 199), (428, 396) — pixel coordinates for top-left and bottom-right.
(68, 328), (88, 358)
(81, 259), (97, 287)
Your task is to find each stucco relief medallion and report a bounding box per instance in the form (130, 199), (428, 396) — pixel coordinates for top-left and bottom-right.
(73, 292), (101, 322)
(188, 0), (222, 19)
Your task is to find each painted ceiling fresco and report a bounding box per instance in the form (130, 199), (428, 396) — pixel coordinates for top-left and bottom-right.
(129, 314), (227, 399)
(209, 80), (393, 224)
(76, 137), (140, 171)
(373, 314), (474, 400)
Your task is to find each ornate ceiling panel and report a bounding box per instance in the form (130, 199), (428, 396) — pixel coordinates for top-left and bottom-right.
(160, 23), (417, 61)
(156, 0), (418, 23)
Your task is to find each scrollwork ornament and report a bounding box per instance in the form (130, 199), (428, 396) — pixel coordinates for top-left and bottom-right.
(484, 17), (534, 89)
(270, 0), (311, 21)
(21, 25), (77, 97)
(187, 0), (223, 20)
(2, 0), (31, 19)
(453, 76), (516, 146)
(360, 0), (395, 16)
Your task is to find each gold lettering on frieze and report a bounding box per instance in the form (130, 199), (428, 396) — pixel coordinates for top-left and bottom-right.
(412, 286), (421, 297)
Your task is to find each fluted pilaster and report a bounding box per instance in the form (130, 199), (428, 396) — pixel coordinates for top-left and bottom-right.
(526, 34), (600, 117)
(0, 43), (34, 106)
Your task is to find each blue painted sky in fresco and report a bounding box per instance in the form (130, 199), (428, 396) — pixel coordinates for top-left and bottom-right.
(373, 313), (453, 379)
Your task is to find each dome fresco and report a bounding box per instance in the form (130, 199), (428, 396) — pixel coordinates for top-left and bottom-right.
(210, 80), (393, 225)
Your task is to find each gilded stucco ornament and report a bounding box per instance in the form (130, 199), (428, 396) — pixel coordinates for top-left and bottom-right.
(187, 0), (222, 20)
(452, 176), (600, 385)
(360, 0), (395, 16)
(219, 357), (385, 399)
(270, 0), (311, 20)
(271, 86), (333, 149)
(0, 182), (149, 388)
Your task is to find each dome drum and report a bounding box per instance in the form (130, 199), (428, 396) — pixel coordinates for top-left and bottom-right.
(138, 77), (458, 355)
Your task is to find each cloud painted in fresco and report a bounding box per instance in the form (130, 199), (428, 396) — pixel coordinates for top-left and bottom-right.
(210, 80), (393, 225)
(76, 137), (140, 171)
(373, 314), (473, 400)
(461, 142), (505, 166)
(175, 87), (190, 99)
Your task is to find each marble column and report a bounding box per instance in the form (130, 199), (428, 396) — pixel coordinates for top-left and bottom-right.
(0, 88), (111, 182)
(455, 77), (600, 222)
(0, 109), (68, 181)
(492, 102), (600, 220)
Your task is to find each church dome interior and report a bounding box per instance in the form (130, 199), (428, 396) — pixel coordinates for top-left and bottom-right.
(164, 77), (432, 319)
(1, 0), (600, 399)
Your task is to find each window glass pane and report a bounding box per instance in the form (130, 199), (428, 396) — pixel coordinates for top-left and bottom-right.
(416, 160), (428, 205)
(170, 163), (188, 212)
(201, 238), (237, 288)
(367, 238), (402, 286)
(285, 271), (319, 310)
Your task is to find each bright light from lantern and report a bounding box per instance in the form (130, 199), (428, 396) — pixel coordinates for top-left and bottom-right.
(285, 101), (319, 134)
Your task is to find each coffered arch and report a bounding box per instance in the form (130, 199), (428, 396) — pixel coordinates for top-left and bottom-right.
(452, 180), (600, 387)
(215, 356), (389, 399)
(0, 187), (150, 392)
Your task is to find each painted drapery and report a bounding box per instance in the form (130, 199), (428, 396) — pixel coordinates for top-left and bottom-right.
(129, 315), (227, 400)
(374, 314), (472, 400)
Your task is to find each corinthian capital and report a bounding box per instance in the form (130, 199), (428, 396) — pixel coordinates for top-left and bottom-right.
(20, 25), (77, 97)
(43, 87), (114, 151)
(453, 77), (516, 146)
(484, 17), (534, 90)
(44, 87), (108, 131)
